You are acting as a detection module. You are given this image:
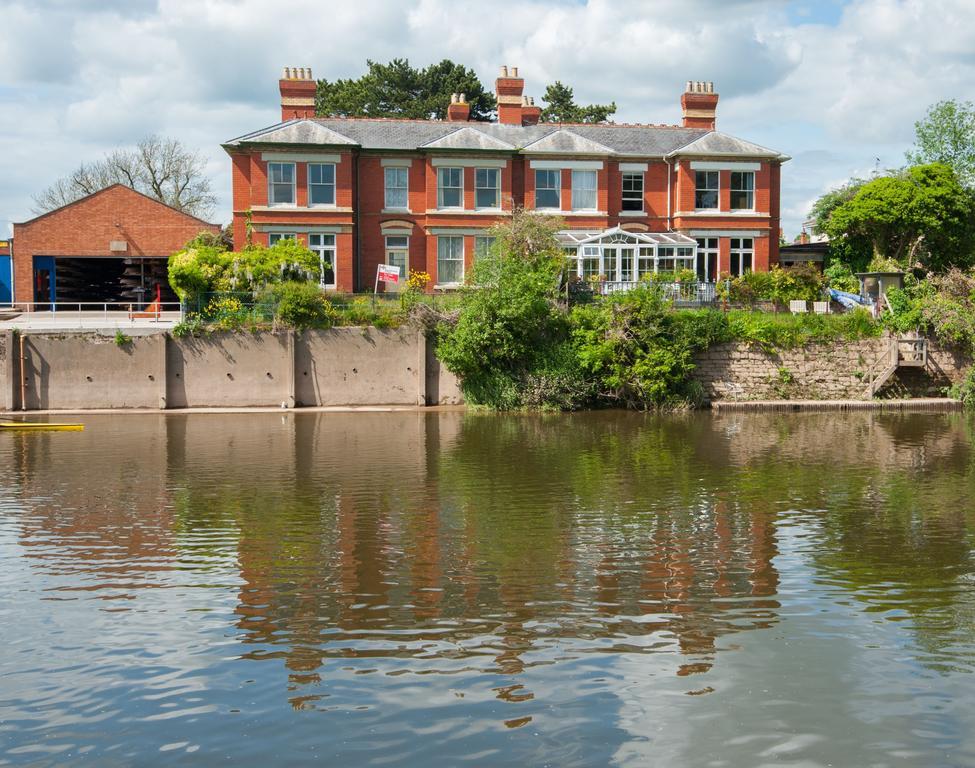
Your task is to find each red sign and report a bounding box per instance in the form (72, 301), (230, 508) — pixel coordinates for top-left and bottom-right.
(378, 264), (400, 284)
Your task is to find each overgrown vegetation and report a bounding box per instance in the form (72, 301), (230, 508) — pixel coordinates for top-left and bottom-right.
(436, 211), (882, 411)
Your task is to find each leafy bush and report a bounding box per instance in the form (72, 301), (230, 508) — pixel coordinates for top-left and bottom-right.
(168, 238), (321, 305)
(823, 260), (860, 293)
(203, 295), (249, 331)
(171, 316), (207, 338)
(572, 287), (727, 408)
(718, 265), (824, 306)
(268, 281), (336, 330)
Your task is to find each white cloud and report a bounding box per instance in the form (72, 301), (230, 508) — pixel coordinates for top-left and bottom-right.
(1, 0), (974, 237)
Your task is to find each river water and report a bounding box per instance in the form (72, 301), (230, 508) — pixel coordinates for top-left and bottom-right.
(1, 411), (974, 767)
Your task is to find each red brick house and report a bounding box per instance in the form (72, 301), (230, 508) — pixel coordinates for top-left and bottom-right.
(10, 184), (219, 307)
(224, 66), (788, 293)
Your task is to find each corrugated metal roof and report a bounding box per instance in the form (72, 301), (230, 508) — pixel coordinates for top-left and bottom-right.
(224, 118), (786, 160)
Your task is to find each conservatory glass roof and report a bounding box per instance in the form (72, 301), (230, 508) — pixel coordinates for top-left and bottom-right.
(556, 227), (698, 247)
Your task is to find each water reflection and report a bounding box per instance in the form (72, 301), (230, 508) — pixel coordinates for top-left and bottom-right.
(2, 411), (975, 766)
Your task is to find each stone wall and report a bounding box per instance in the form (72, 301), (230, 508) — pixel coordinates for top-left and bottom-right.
(5, 327), (461, 411)
(692, 335), (972, 401)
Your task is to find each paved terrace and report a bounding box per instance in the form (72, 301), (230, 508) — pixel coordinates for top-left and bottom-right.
(0, 309), (181, 334)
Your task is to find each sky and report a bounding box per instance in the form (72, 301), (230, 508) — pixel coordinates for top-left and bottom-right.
(1, 0), (973, 240)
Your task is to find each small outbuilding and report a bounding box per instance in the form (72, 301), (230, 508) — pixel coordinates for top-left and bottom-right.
(10, 185), (219, 308)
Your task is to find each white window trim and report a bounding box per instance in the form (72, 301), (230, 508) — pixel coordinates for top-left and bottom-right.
(308, 233), (337, 290)
(384, 165), (410, 212)
(690, 160), (760, 171)
(571, 169), (598, 212)
(535, 168), (561, 211)
(384, 235), (409, 288)
(694, 169), (719, 212)
(621, 170), (644, 214)
(267, 232), (297, 245)
(262, 152), (341, 164)
(530, 159), (603, 170)
(729, 170), (756, 212)
(431, 157), (506, 168)
(474, 167), (501, 211)
(436, 235), (465, 287)
(307, 162), (337, 208)
(437, 167), (464, 210)
(729, 237), (755, 277)
(267, 161), (296, 207)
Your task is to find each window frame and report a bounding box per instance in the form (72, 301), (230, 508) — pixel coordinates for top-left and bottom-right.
(694, 170), (719, 210)
(729, 237), (754, 276)
(384, 166), (409, 210)
(571, 169), (598, 212)
(621, 172), (644, 212)
(307, 162), (336, 207)
(474, 168), (500, 210)
(267, 162), (296, 207)
(307, 232), (337, 289)
(730, 171), (755, 211)
(695, 236), (719, 282)
(436, 235), (465, 286)
(474, 235), (496, 260)
(535, 169), (561, 210)
(267, 232), (297, 246)
(437, 167), (464, 210)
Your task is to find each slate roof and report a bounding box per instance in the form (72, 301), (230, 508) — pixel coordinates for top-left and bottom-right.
(224, 118), (788, 160)
(420, 126), (516, 151)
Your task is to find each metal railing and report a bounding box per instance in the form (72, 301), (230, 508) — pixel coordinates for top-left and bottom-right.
(599, 280), (718, 304)
(1, 301), (184, 325)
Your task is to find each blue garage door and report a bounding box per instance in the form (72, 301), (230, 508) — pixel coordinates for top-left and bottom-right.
(0, 255), (11, 304)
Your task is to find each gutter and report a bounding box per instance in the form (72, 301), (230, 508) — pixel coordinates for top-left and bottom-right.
(353, 152), (361, 291)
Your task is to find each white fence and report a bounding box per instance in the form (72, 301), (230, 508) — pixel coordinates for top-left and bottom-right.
(599, 281), (718, 304)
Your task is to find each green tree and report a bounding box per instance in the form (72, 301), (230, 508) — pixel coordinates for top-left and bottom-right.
(809, 178), (873, 273)
(824, 163), (975, 272)
(316, 59), (496, 121)
(540, 81), (616, 124)
(906, 100), (975, 188)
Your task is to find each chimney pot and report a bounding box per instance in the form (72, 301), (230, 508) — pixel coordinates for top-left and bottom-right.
(500, 65), (508, 77)
(511, 66), (518, 77)
(460, 92), (466, 103)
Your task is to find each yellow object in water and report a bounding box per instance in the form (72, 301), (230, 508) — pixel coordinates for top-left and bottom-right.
(0, 421), (84, 432)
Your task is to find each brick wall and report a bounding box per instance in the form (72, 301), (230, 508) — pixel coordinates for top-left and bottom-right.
(11, 184), (219, 304)
(231, 147), (783, 291)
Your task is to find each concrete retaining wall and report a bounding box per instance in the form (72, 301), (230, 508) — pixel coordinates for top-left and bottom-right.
(692, 336), (972, 401)
(6, 327), (462, 411)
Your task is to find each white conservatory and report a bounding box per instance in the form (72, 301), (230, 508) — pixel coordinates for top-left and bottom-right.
(557, 227), (715, 300)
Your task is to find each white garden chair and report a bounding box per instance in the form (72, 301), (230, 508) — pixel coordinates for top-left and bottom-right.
(813, 301), (830, 315)
(789, 300), (808, 314)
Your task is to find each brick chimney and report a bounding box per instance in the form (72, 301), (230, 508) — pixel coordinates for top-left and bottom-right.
(447, 92), (470, 122)
(681, 81), (718, 130)
(521, 95), (541, 126)
(496, 65), (525, 125)
(280, 67), (317, 121)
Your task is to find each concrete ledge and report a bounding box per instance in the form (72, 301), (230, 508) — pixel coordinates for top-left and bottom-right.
(712, 398), (963, 412)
